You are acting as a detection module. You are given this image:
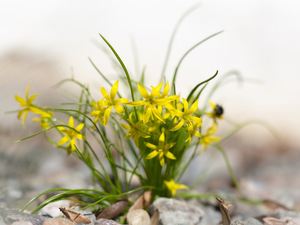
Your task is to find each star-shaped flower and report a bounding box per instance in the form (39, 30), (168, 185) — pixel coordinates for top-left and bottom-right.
(121, 113), (150, 149)
(126, 81), (178, 124)
(200, 123), (220, 152)
(98, 80), (128, 126)
(15, 84), (43, 127)
(57, 116), (85, 155)
(169, 98), (202, 131)
(164, 179), (189, 196)
(145, 132), (176, 166)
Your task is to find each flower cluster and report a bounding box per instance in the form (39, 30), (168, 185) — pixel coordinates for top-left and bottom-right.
(15, 78), (224, 197)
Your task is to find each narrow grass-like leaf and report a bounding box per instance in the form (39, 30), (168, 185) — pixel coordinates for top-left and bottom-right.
(171, 31), (224, 94)
(99, 34), (135, 102)
(187, 70), (218, 102)
(220, 119), (280, 142)
(214, 144), (241, 192)
(89, 57), (113, 87)
(160, 4), (201, 81)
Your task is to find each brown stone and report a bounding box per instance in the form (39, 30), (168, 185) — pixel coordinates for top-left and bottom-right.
(43, 218), (75, 225)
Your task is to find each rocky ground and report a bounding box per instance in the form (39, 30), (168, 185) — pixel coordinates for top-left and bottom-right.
(1, 129), (300, 225)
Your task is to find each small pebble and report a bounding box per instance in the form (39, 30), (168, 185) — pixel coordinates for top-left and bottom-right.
(11, 221), (33, 225)
(95, 218), (122, 225)
(243, 218), (263, 225)
(43, 218), (74, 225)
(127, 209), (150, 225)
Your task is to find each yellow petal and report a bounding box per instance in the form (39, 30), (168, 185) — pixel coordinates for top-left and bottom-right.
(175, 184), (189, 190)
(121, 123), (131, 130)
(110, 80), (119, 100)
(158, 132), (165, 146)
(164, 151), (176, 160)
(133, 135), (140, 149)
(153, 96), (177, 106)
(17, 109), (27, 119)
(149, 82), (163, 99)
(75, 123), (84, 132)
(75, 133), (85, 140)
(143, 106), (152, 124)
(70, 139), (76, 151)
(21, 110), (29, 128)
(167, 108), (183, 118)
(161, 81), (170, 97)
(29, 107), (44, 114)
(101, 87), (110, 101)
(145, 150), (159, 159)
(151, 105), (165, 123)
(164, 142), (176, 149)
(189, 116), (202, 125)
(103, 106), (112, 126)
(170, 119), (185, 131)
(68, 116), (74, 128)
(182, 98), (189, 113)
(28, 94), (39, 104)
(115, 98), (129, 104)
(159, 152), (165, 166)
(186, 100), (198, 115)
(209, 101), (216, 109)
(57, 135), (70, 146)
(126, 100), (147, 107)
(145, 142), (158, 150)
(98, 99), (108, 107)
(137, 82), (149, 99)
(91, 100), (98, 110)
(25, 84), (31, 99)
(15, 95), (27, 106)
(32, 117), (40, 122)
(113, 104), (124, 115)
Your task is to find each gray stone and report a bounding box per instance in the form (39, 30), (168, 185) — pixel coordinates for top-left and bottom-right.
(0, 208), (47, 225)
(243, 218), (263, 225)
(149, 197), (204, 225)
(231, 221), (245, 225)
(11, 221), (33, 225)
(95, 218), (122, 225)
(198, 206), (221, 225)
(43, 218), (74, 225)
(272, 209), (300, 220)
(280, 217), (300, 225)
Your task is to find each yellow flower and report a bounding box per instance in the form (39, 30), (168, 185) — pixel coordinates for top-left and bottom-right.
(169, 98), (202, 131)
(15, 84), (44, 127)
(200, 123), (220, 152)
(185, 122), (202, 145)
(126, 81), (178, 124)
(164, 179), (189, 196)
(121, 113), (150, 149)
(98, 80), (128, 126)
(90, 100), (105, 129)
(206, 101), (224, 121)
(57, 116), (85, 155)
(32, 111), (54, 129)
(145, 132), (176, 166)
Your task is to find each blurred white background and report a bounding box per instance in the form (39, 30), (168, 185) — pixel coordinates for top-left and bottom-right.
(1, 0), (300, 147)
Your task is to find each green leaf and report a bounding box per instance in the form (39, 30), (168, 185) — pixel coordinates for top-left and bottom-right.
(186, 70), (218, 103)
(171, 31), (224, 94)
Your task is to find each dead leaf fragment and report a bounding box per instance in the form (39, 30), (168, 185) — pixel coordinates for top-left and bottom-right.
(96, 200), (128, 220)
(216, 197), (234, 225)
(263, 199), (289, 212)
(263, 217), (286, 225)
(129, 189), (152, 212)
(59, 207), (91, 224)
(150, 209), (159, 225)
